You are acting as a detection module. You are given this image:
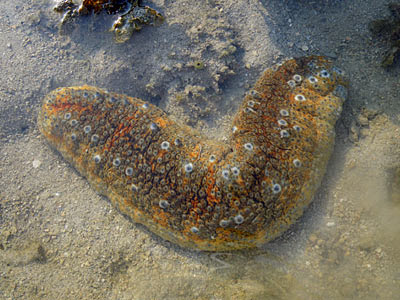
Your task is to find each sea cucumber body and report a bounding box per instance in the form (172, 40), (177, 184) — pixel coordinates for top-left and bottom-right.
(38, 56), (348, 251)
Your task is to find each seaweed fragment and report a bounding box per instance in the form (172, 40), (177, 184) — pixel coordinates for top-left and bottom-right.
(54, 0), (163, 42)
(369, 2), (400, 68)
(111, 3), (163, 43)
(54, 0), (77, 12)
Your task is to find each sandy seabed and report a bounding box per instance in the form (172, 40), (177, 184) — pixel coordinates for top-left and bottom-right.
(0, 0), (399, 299)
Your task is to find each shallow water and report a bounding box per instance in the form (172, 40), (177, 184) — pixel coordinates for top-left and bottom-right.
(0, 0), (399, 299)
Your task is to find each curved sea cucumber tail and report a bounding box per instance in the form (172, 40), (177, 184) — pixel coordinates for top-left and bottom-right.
(38, 56), (348, 251)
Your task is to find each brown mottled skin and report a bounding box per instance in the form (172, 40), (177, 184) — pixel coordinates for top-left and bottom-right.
(38, 56), (348, 251)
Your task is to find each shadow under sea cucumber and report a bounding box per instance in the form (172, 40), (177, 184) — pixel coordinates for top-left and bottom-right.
(37, 56), (348, 251)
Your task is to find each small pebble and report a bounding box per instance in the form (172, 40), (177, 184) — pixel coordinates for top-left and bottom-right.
(309, 234), (317, 243)
(32, 159), (41, 168)
(301, 45), (309, 51)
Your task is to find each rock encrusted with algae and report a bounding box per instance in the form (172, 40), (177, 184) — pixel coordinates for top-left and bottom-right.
(54, 0), (163, 43)
(369, 2), (400, 67)
(38, 56), (348, 251)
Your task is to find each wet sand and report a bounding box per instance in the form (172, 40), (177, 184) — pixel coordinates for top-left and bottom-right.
(0, 0), (399, 299)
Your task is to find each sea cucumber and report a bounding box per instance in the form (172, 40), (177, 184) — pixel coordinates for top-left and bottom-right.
(38, 56), (348, 251)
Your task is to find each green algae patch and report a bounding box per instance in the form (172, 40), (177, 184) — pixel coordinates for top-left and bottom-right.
(54, 0), (163, 43)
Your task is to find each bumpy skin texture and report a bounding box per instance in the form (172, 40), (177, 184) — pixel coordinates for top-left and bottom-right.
(38, 56), (348, 251)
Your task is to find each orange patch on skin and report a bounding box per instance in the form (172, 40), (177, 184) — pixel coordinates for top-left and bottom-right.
(152, 208), (171, 228)
(154, 117), (170, 128)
